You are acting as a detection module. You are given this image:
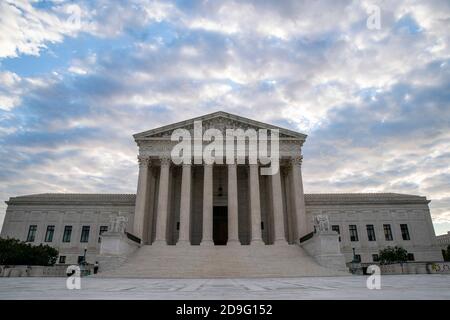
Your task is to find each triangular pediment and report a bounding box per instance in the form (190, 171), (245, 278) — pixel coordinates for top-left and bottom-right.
(134, 111), (307, 140)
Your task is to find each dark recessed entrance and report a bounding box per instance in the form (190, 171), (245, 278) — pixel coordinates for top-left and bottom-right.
(213, 206), (228, 245)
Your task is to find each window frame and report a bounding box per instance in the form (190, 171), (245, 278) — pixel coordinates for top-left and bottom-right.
(366, 224), (376, 241)
(400, 224), (411, 241)
(62, 226), (72, 243)
(80, 225), (90, 243)
(44, 225), (55, 242)
(383, 224), (393, 241)
(26, 225), (37, 242)
(349, 225), (359, 242)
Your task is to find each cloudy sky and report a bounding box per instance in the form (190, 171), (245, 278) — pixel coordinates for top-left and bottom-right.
(0, 0), (449, 235)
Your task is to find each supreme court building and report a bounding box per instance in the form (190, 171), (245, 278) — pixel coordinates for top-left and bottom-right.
(1, 112), (443, 277)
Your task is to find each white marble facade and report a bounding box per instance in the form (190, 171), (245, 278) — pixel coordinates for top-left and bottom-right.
(436, 231), (450, 250)
(131, 111), (309, 247)
(305, 194), (443, 262)
(0, 194), (135, 265)
(0, 112), (444, 265)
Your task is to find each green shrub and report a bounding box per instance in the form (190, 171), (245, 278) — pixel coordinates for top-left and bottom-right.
(0, 237), (58, 266)
(378, 246), (408, 265)
(442, 245), (450, 262)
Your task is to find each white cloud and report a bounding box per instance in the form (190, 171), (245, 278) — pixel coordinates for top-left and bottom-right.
(0, 71), (22, 111)
(0, 0), (88, 58)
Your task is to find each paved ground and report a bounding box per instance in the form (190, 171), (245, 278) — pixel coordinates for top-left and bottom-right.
(0, 275), (449, 299)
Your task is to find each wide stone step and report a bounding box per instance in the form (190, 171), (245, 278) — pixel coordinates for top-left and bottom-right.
(98, 244), (347, 278)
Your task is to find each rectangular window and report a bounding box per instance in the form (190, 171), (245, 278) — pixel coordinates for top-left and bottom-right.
(176, 222), (180, 230)
(77, 256), (84, 264)
(366, 224), (376, 241)
(26, 225), (37, 242)
(354, 254), (361, 262)
(372, 254), (379, 262)
(407, 253), (415, 261)
(401, 224), (410, 240)
(261, 221), (264, 230)
(98, 226), (108, 243)
(45, 225), (55, 242)
(80, 226), (90, 243)
(332, 225), (341, 242)
(59, 256), (66, 264)
(384, 224), (393, 241)
(62, 226), (72, 243)
(349, 225), (359, 242)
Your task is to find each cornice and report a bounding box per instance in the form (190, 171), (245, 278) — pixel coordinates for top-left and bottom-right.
(305, 193), (430, 206)
(6, 192), (430, 207)
(6, 194), (136, 206)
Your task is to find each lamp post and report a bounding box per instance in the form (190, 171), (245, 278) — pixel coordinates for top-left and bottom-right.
(83, 247), (87, 264)
(350, 248), (360, 274)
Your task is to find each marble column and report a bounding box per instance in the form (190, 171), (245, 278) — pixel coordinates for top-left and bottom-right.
(290, 156), (307, 240)
(227, 163), (240, 245)
(177, 163), (191, 245)
(154, 157), (171, 245)
(201, 164), (214, 245)
(249, 163), (264, 245)
(133, 156), (150, 242)
(271, 166), (287, 245)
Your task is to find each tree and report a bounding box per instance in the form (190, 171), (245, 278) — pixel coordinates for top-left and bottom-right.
(0, 237), (58, 266)
(442, 245), (450, 262)
(378, 246), (408, 264)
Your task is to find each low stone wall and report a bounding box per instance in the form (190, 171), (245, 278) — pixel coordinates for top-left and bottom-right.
(425, 262), (450, 274)
(361, 262), (450, 275)
(0, 265), (95, 277)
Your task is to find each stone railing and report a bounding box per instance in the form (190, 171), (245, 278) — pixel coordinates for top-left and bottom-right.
(300, 230), (348, 272)
(299, 231), (314, 243)
(126, 232), (141, 244)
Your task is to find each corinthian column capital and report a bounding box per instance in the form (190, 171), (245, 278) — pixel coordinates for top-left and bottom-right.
(160, 156), (172, 167)
(290, 156), (303, 166)
(137, 155), (151, 167)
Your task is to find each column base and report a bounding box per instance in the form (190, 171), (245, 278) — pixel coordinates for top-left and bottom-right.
(273, 239), (289, 246)
(200, 240), (214, 246)
(227, 239), (241, 247)
(250, 239), (265, 246)
(176, 240), (191, 246)
(152, 240), (167, 246)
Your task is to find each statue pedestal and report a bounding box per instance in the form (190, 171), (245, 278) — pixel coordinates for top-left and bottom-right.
(301, 231), (348, 272)
(98, 232), (140, 273)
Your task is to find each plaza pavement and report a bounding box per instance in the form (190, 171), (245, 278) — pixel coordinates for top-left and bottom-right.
(0, 275), (449, 300)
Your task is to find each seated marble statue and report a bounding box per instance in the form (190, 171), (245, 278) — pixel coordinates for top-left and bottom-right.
(314, 215), (330, 233)
(109, 214), (128, 233)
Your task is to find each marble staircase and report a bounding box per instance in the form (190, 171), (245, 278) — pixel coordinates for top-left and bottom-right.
(98, 244), (348, 278)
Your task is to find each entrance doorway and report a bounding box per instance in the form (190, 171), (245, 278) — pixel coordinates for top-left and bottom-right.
(213, 206), (228, 245)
